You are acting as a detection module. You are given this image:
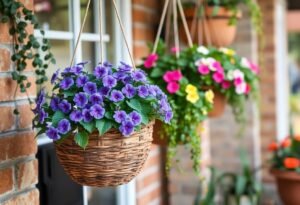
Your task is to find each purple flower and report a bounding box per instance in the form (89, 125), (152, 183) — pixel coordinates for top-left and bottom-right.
(113, 71), (127, 80)
(99, 87), (110, 97)
(103, 75), (117, 88)
(119, 120), (134, 136)
(132, 70), (146, 82)
(76, 75), (88, 87)
(110, 90), (124, 102)
(122, 84), (136, 98)
(50, 97), (60, 111)
(122, 76), (132, 84)
(83, 82), (97, 95)
(74, 93), (88, 108)
(113, 110), (127, 123)
(137, 85), (149, 98)
(129, 111), (142, 126)
(90, 104), (105, 119)
(38, 109), (48, 123)
(159, 99), (171, 112)
(59, 100), (71, 113)
(57, 119), (71, 134)
(82, 109), (93, 122)
(119, 61), (132, 72)
(77, 61), (89, 66)
(103, 61), (113, 68)
(51, 69), (60, 84)
(46, 126), (60, 140)
(164, 110), (173, 123)
(70, 110), (83, 122)
(36, 89), (46, 108)
(70, 65), (83, 74)
(94, 65), (109, 78)
(90, 93), (103, 104)
(60, 77), (74, 90)
(61, 67), (71, 76)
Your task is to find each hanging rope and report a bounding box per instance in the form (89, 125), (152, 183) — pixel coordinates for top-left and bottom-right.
(69, 0), (92, 67)
(98, 0), (104, 64)
(173, 0), (180, 58)
(177, 0), (193, 47)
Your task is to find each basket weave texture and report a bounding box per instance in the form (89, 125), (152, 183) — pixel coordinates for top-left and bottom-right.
(55, 122), (154, 187)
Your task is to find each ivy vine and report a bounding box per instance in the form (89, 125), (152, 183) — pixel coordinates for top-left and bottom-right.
(0, 0), (55, 108)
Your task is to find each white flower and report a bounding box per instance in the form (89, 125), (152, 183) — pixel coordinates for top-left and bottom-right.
(235, 82), (247, 94)
(227, 70), (234, 80)
(195, 59), (202, 66)
(197, 46), (209, 55)
(233, 69), (244, 80)
(241, 57), (251, 68)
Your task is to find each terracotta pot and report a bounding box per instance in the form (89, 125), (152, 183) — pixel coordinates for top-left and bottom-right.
(179, 6), (242, 47)
(271, 170), (300, 205)
(208, 90), (226, 117)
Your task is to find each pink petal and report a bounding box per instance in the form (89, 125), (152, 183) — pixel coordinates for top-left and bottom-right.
(167, 82), (180, 94)
(198, 65), (210, 75)
(213, 72), (224, 83)
(171, 70), (183, 81)
(163, 71), (173, 83)
(222, 81), (231, 89)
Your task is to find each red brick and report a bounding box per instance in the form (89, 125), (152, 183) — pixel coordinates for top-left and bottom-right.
(0, 48), (11, 71)
(133, 26), (156, 42)
(18, 104), (34, 129)
(2, 189), (39, 205)
(0, 106), (15, 132)
(134, 45), (150, 60)
(0, 23), (12, 44)
(0, 132), (37, 161)
(132, 0), (159, 9)
(16, 159), (38, 190)
(0, 167), (13, 195)
(137, 185), (161, 205)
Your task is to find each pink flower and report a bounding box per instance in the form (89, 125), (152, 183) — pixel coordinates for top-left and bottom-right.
(171, 46), (180, 53)
(144, 53), (158, 69)
(235, 82), (247, 94)
(213, 72), (224, 83)
(198, 64), (210, 75)
(167, 81), (180, 94)
(234, 77), (243, 86)
(222, 81), (231, 89)
(211, 61), (223, 72)
(163, 70), (182, 82)
(249, 62), (259, 74)
(245, 84), (251, 94)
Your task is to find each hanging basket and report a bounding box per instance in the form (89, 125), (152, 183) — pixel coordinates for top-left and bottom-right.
(208, 90), (226, 117)
(55, 122), (154, 187)
(180, 6), (242, 47)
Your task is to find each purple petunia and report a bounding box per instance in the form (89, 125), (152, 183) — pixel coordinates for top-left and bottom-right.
(61, 67), (71, 76)
(132, 70), (146, 82)
(50, 97), (60, 111)
(36, 89), (46, 109)
(113, 110), (127, 123)
(122, 76), (132, 84)
(159, 98), (171, 112)
(38, 108), (48, 123)
(110, 90), (124, 102)
(122, 84), (136, 99)
(119, 61), (132, 72)
(57, 119), (71, 134)
(103, 61), (113, 68)
(70, 65), (83, 74)
(119, 120), (134, 136)
(90, 104), (105, 119)
(82, 109), (93, 122)
(76, 75), (88, 87)
(99, 87), (110, 97)
(60, 77), (74, 90)
(137, 85), (149, 98)
(74, 92), (88, 108)
(90, 93), (103, 104)
(164, 110), (173, 123)
(83, 82), (97, 95)
(51, 69), (60, 84)
(70, 110), (83, 122)
(129, 111), (142, 126)
(58, 100), (71, 113)
(113, 71), (127, 80)
(103, 75), (117, 88)
(46, 126), (60, 140)
(94, 65), (109, 79)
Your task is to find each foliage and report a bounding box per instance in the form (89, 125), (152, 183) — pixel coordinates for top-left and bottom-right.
(33, 61), (172, 149)
(194, 152), (262, 205)
(140, 41), (214, 173)
(0, 0), (55, 107)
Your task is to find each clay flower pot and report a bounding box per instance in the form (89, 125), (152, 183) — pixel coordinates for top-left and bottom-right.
(180, 6), (242, 47)
(208, 90), (226, 117)
(271, 170), (300, 205)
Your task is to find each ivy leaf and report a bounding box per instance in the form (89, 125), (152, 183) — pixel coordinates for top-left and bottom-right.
(75, 131), (89, 149)
(52, 111), (65, 126)
(96, 119), (113, 136)
(127, 99), (142, 112)
(79, 121), (95, 133)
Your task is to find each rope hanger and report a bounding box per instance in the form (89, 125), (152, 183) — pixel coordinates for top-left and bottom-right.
(70, 0), (136, 70)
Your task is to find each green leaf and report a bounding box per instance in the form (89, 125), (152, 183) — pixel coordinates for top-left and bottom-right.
(127, 99), (142, 112)
(150, 67), (164, 78)
(141, 113), (149, 124)
(52, 111), (65, 126)
(79, 121), (95, 133)
(75, 131), (89, 149)
(96, 119), (113, 135)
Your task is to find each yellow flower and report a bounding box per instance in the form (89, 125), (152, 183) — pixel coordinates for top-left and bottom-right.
(220, 47), (236, 56)
(201, 108), (208, 115)
(205, 90), (214, 104)
(186, 92), (199, 104)
(185, 84), (197, 94)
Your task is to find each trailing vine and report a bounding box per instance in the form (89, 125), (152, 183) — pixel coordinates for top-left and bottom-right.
(0, 0), (55, 110)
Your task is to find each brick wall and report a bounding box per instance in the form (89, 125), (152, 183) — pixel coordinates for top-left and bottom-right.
(132, 1), (166, 205)
(0, 0), (39, 204)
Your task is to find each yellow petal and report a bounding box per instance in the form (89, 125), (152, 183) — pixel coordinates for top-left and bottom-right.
(205, 90), (214, 104)
(186, 92), (199, 104)
(185, 84), (197, 94)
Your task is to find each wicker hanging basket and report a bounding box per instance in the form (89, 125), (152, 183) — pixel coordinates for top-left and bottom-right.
(55, 122), (154, 187)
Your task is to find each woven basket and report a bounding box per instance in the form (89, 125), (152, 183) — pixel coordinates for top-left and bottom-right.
(55, 122), (154, 187)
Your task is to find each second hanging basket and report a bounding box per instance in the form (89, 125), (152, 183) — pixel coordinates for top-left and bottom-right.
(55, 122), (154, 187)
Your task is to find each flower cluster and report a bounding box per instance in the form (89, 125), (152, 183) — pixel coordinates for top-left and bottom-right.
(33, 61), (172, 148)
(269, 136), (300, 171)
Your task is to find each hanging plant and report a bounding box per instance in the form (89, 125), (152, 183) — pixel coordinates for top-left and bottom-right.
(0, 0), (55, 107)
(140, 41), (214, 173)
